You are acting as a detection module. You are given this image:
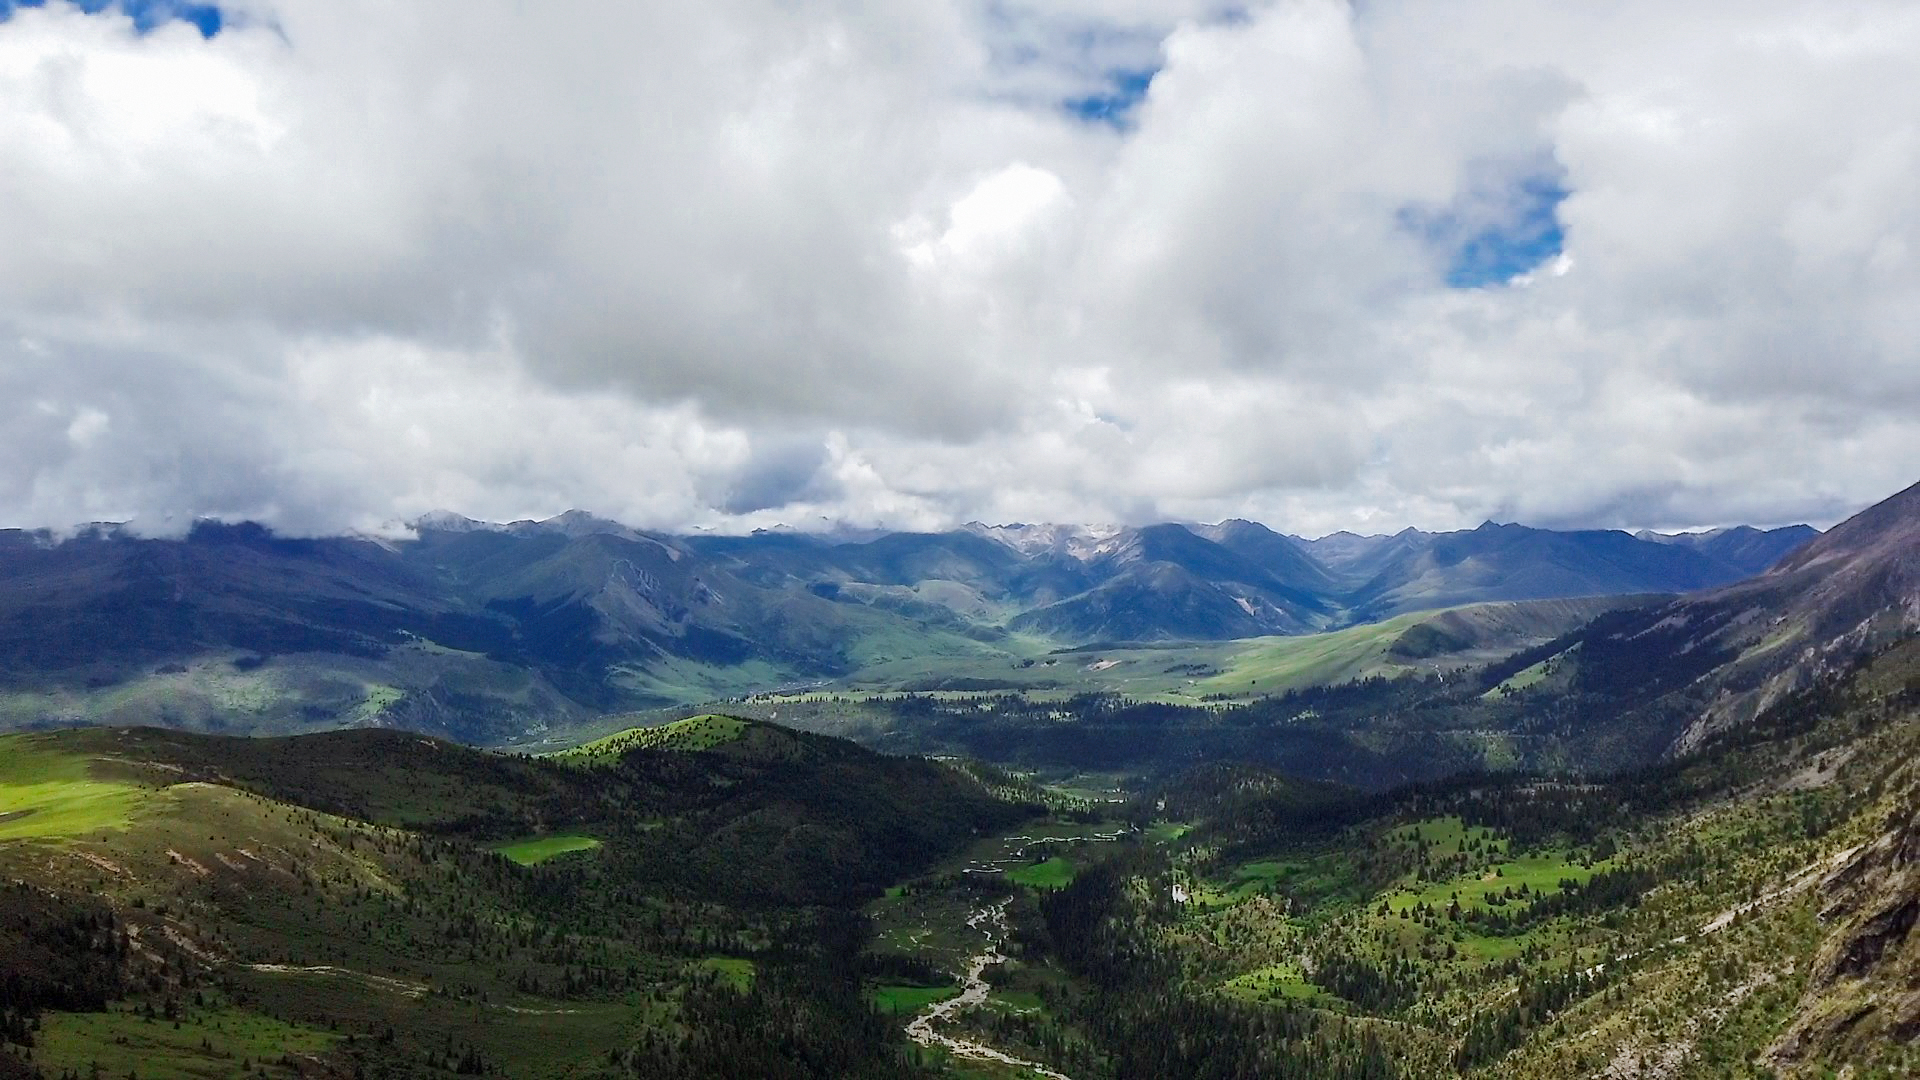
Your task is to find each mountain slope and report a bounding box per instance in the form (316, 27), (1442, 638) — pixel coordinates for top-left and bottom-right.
(1341, 521), (1749, 620)
(0, 521), (505, 673)
(1188, 519), (1341, 595)
(1636, 523), (1821, 577)
(1477, 481), (1919, 761)
(1008, 524), (1335, 641)
(0, 719), (1033, 1078)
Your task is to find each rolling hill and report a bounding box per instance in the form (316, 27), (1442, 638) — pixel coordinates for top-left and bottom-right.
(0, 717), (1035, 1078)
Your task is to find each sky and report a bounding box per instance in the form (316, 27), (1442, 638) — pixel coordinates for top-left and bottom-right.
(1, 0), (1916, 539)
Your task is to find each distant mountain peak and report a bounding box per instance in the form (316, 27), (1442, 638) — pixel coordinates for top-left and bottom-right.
(410, 510), (503, 533)
(1770, 480), (1919, 577)
(963, 521), (1127, 559)
(501, 510), (649, 543)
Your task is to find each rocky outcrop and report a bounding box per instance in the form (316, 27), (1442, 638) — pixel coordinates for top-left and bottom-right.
(1767, 799), (1920, 1067)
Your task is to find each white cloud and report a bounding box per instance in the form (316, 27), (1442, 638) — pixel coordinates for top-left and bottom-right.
(0, 0), (1915, 538)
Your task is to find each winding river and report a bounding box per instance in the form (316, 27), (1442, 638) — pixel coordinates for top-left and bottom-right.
(903, 900), (1074, 1080)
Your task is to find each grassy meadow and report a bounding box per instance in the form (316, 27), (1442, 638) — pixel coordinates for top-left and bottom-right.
(489, 832), (602, 864)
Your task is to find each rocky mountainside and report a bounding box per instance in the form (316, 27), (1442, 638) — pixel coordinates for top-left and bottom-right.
(1530, 482), (1920, 756)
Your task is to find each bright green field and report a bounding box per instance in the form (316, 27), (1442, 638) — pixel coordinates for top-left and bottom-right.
(32, 1004), (337, 1079)
(698, 956), (755, 991)
(870, 982), (961, 1014)
(988, 989), (1047, 1013)
(1220, 963), (1323, 1004)
(490, 833), (602, 865)
(1194, 853), (1367, 911)
(1189, 615), (1432, 696)
(1007, 856), (1076, 889)
(1147, 821), (1193, 843)
(806, 597), (1629, 703)
(1380, 818), (1610, 916)
(1192, 859), (1293, 907)
(1386, 816), (1505, 854)
(0, 735), (151, 842)
(1386, 852), (1610, 915)
(553, 714), (750, 763)
(1483, 658), (1552, 698)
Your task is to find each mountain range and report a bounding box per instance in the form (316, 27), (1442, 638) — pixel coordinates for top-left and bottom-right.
(1541, 479), (1919, 755)
(0, 482), (1914, 1078)
(0, 507), (1822, 733)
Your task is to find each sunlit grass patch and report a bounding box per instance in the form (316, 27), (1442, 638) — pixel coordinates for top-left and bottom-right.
(33, 1003), (337, 1079)
(1007, 856), (1075, 889)
(490, 833), (602, 865)
(1220, 963), (1323, 1004)
(0, 735), (151, 842)
(1196, 853), (1366, 911)
(1385, 816), (1504, 855)
(1147, 821), (1192, 843)
(697, 956), (755, 991)
(553, 714), (750, 764)
(1386, 851), (1610, 916)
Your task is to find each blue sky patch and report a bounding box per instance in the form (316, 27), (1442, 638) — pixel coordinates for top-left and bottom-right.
(0, 0), (224, 38)
(1065, 68), (1156, 127)
(1401, 166), (1568, 288)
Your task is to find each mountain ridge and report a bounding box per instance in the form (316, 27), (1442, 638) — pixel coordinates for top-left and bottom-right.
(0, 502), (1838, 732)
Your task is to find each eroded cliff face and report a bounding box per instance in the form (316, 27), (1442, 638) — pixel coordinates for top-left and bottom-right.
(1769, 798), (1920, 1067)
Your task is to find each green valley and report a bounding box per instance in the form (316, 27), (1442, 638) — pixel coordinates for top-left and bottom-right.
(1, 484), (1916, 1078)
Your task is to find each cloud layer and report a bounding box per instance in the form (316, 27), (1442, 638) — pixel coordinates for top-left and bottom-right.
(2, 0), (1915, 537)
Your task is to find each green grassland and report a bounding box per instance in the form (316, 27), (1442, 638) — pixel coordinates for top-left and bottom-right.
(0, 750), (655, 1077)
(868, 884), (988, 976)
(870, 982), (961, 1014)
(29, 1002), (338, 1079)
(606, 654), (801, 706)
(1145, 821), (1192, 843)
(863, 749), (1847, 1079)
(1179, 814), (1614, 998)
(697, 956), (755, 991)
(489, 832), (602, 864)
(1481, 657), (1552, 698)
(865, 816), (1125, 980)
(5, 635), (1911, 1078)
(1219, 962), (1323, 1004)
(812, 596), (1635, 703)
(633, 597), (1631, 714)
(0, 644), (588, 745)
(1068, 643), (1920, 1078)
(1188, 852), (1371, 911)
(552, 713), (750, 763)
(1006, 856), (1076, 889)
(0, 734), (152, 842)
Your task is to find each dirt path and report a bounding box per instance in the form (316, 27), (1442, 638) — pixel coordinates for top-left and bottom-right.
(904, 901), (1073, 1080)
(247, 963), (430, 998)
(1581, 843), (1864, 979)
(245, 963), (582, 1014)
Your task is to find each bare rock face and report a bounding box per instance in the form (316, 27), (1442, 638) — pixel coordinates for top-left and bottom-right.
(1767, 799), (1920, 1067)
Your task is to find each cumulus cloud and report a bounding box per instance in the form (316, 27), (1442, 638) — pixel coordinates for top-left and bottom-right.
(0, 0), (1914, 537)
